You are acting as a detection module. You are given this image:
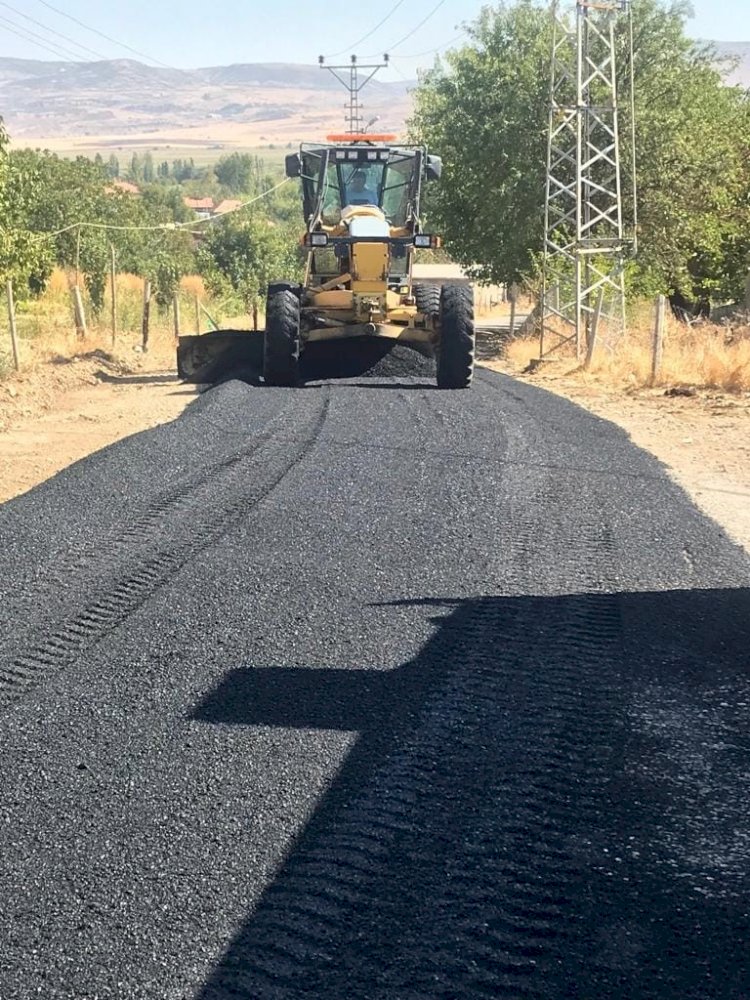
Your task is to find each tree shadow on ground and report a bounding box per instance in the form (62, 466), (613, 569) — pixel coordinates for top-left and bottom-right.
(192, 588), (750, 1000)
(95, 370), (180, 386)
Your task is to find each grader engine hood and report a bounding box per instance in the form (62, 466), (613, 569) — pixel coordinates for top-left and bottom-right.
(348, 211), (391, 287)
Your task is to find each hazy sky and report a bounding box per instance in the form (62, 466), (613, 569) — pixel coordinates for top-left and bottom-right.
(2, 0), (748, 80)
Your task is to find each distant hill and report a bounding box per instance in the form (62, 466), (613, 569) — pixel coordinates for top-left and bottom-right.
(0, 57), (414, 149)
(4, 45), (746, 157)
(712, 41), (750, 86)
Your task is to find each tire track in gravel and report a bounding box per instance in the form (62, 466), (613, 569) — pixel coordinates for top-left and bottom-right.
(195, 381), (677, 1000)
(197, 592), (624, 1000)
(196, 429), (626, 1000)
(43, 393), (310, 590)
(0, 391), (330, 711)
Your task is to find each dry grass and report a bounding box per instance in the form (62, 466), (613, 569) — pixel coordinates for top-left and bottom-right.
(504, 310), (750, 394)
(118, 272), (146, 295)
(45, 268), (70, 297)
(0, 271), (247, 378)
(179, 274), (207, 298)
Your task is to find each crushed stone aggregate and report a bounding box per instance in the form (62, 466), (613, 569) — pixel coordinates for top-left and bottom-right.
(0, 349), (748, 999)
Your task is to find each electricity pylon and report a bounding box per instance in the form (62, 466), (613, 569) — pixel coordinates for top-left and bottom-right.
(542, 0), (636, 359)
(318, 54), (390, 134)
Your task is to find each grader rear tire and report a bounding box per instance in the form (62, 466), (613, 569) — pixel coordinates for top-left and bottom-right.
(437, 284), (475, 389)
(263, 289), (300, 386)
(415, 283), (441, 321)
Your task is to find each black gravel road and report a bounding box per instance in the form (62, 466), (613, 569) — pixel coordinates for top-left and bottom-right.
(1, 350), (749, 1000)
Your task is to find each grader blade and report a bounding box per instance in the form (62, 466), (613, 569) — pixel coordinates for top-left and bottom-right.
(176, 331), (264, 383)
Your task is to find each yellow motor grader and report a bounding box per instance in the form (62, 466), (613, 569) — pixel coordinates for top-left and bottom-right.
(177, 135), (475, 389)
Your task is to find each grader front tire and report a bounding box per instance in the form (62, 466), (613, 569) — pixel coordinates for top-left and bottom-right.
(437, 284), (475, 390)
(263, 289), (301, 387)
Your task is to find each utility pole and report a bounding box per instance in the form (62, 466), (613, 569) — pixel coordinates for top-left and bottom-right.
(318, 54), (390, 134)
(542, 0), (636, 360)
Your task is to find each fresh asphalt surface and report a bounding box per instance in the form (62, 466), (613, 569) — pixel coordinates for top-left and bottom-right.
(0, 345), (749, 999)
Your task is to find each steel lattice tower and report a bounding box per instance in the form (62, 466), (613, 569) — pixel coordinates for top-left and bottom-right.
(542, 0), (635, 359)
(318, 54), (390, 134)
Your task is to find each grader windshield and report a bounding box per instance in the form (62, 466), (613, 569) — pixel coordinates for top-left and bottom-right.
(292, 143), (427, 230)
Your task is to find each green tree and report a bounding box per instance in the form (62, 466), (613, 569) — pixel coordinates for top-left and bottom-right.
(214, 152), (256, 194)
(174, 157), (200, 182)
(1, 136), (56, 292)
(107, 154), (120, 179)
(4, 147), (197, 309)
(142, 151), (155, 183)
(129, 153), (142, 182)
(410, 0), (750, 302)
(198, 215), (302, 311)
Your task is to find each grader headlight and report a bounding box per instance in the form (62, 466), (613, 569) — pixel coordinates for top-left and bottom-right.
(414, 234), (442, 249)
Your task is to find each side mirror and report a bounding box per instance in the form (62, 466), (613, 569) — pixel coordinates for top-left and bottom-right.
(425, 155), (442, 181)
(285, 153), (301, 178)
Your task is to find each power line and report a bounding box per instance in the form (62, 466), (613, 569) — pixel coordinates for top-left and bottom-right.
(0, 13), (84, 61)
(325, 0), (409, 59)
(388, 60), (412, 83)
(32, 0), (172, 69)
(393, 32), (465, 59)
(29, 178), (292, 241)
(0, 1), (109, 61)
(385, 0), (449, 52)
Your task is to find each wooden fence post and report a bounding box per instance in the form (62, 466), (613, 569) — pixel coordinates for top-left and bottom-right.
(173, 292), (181, 343)
(651, 294), (666, 386)
(75, 225), (82, 291)
(194, 295), (201, 334)
(110, 244), (117, 346)
(6, 280), (20, 371)
(72, 285), (87, 339)
(141, 279), (152, 352)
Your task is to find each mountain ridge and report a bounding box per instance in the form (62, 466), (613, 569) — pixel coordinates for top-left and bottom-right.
(2, 44), (746, 150)
(0, 57), (414, 147)
(710, 40), (750, 85)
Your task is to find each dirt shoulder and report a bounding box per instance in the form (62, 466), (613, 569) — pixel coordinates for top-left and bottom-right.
(1, 350), (749, 560)
(0, 352), (199, 504)
(483, 358), (750, 554)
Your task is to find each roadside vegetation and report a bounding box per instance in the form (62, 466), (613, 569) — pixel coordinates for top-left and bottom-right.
(411, 0), (750, 309)
(0, 125), (303, 374)
(409, 0), (750, 393)
(0, 269), (243, 378)
(506, 314), (750, 393)
(1, 0), (750, 396)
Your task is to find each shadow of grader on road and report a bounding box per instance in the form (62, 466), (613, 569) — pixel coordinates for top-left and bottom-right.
(193, 588), (750, 1000)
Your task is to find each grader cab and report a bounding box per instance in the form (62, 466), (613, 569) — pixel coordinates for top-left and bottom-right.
(177, 136), (475, 389)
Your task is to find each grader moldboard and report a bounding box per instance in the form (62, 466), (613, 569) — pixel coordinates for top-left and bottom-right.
(177, 135), (476, 389)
